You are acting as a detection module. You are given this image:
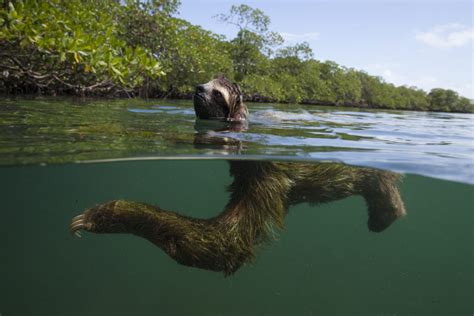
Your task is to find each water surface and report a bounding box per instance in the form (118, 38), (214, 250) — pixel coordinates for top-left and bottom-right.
(0, 98), (472, 184)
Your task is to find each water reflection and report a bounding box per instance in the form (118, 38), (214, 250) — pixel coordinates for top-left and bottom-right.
(193, 119), (247, 155)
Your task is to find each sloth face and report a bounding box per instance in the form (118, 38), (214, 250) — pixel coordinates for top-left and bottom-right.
(193, 76), (248, 121)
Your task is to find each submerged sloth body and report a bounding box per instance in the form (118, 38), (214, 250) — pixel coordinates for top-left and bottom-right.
(70, 76), (406, 275)
(71, 160), (405, 275)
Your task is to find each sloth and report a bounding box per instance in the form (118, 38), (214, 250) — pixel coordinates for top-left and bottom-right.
(70, 76), (406, 276)
(193, 75), (248, 122)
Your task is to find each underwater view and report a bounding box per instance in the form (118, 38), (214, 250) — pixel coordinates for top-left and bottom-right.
(0, 98), (473, 316)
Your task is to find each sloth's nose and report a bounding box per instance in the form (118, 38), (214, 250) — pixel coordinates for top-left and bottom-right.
(195, 85), (206, 94)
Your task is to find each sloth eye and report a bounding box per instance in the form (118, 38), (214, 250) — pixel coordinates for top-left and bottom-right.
(213, 90), (223, 98)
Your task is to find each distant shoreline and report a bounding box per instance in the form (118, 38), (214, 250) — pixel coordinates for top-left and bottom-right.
(1, 93), (472, 114)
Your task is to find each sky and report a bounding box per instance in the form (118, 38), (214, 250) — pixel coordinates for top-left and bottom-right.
(178, 0), (473, 98)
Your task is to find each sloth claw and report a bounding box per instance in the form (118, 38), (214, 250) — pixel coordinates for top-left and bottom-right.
(72, 214), (84, 223)
(70, 213), (92, 237)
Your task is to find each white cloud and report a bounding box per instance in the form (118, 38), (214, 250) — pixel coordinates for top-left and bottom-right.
(280, 32), (320, 43)
(415, 23), (474, 48)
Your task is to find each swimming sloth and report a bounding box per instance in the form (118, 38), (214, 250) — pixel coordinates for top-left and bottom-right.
(70, 76), (406, 276)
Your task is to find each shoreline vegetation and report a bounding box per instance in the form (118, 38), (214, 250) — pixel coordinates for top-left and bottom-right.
(1, 1), (472, 113)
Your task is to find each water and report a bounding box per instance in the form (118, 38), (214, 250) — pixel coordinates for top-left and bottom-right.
(0, 98), (472, 183)
(0, 98), (473, 315)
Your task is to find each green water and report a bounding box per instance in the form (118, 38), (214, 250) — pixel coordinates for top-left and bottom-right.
(1, 160), (473, 316)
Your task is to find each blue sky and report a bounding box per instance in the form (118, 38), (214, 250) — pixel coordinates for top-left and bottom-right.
(178, 0), (473, 98)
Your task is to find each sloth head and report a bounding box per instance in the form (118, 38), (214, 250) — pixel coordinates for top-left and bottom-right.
(193, 75), (248, 121)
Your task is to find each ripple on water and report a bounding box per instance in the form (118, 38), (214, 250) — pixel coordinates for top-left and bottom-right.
(0, 98), (472, 184)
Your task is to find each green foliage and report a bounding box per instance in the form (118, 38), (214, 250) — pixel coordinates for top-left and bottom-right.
(0, 1), (471, 112)
(276, 42), (314, 60)
(152, 19), (234, 95)
(216, 4), (283, 81)
(214, 4), (283, 49)
(117, 0), (233, 95)
(428, 88), (474, 113)
(0, 0), (162, 94)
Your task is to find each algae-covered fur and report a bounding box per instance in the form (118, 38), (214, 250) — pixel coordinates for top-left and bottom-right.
(70, 161), (405, 276)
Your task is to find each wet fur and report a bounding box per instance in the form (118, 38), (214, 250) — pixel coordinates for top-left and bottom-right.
(193, 75), (248, 121)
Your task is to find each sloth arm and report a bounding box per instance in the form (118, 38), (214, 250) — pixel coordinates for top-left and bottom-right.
(70, 161), (292, 276)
